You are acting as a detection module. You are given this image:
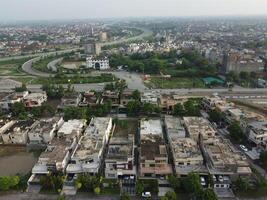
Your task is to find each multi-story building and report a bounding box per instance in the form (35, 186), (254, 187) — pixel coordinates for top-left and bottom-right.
(101, 90), (120, 107)
(203, 136), (251, 180)
(141, 92), (158, 105)
(60, 92), (82, 108)
(120, 90), (135, 107)
(86, 56), (109, 70)
(139, 119), (172, 177)
(105, 134), (135, 179)
(1, 120), (35, 144)
(0, 91), (29, 110)
(247, 121), (267, 146)
(28, 117), (64, 144)
(79, 91), (100, 107)
(23, 92), (47, 108)
(183, 117), (217, 144)
(165, 116), (204, 177)
(66, 117), (112, 176)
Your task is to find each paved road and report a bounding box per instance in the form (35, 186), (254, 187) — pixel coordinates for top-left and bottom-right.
(0, 193), (119, 200)
(99, 27), (153, 47)
(0, 48), (80, 62)
(21, 57), (53, 77)
(0, 26), (153, 62)
(92, 71), (148, 91)
(47, 57), (63, 72)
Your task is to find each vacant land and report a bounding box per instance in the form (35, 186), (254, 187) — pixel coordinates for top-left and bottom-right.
(0, 58), (29, 76)
(113, 119), (138, 137)
(145, 77), (205, 89)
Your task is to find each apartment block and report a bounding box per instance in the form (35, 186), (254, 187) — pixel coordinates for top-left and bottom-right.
(183, 117), (217, 144)
(1, 120), (35, 144)
(24, 92), (47, 108)
(28, 117), (64, 144)
(139, 119), (172, 177)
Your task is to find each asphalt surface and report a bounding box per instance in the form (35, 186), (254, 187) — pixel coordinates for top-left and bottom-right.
(0, 26), (153, 62)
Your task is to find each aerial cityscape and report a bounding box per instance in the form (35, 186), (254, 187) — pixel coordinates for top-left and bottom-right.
(0, 0), (267, 200)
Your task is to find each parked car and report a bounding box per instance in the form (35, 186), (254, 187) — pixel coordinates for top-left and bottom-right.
(200, 177), (206, 186)
(240, 145), (248, 152)
(218, 175), (224, 182)
(142, 192), (151, 198)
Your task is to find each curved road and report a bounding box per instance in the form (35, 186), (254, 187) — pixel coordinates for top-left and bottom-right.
(22, 57), (53, 78)
(0, 26), (152, 62)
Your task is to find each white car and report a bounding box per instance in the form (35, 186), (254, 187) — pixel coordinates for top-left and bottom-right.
(200, 177), (206, 186)
(240, 145), (248, 152)
(218, 175), (224, 182)
(142, 192), (151, 198)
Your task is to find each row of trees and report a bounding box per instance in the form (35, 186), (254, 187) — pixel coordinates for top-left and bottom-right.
(173, 99), (201, 117)
(110, 50), (218, 77)
(11, 102), (55, 119)
(63, 101), (112, 121)
(75, 174), (102, 194)
(167, 173), (218, 200)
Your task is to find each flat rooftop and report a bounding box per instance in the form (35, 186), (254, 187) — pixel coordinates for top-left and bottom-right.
(183, 117), (216, 140)
(248, 121), (267, 134)
(58, 119), (86, 136)
(39, 138), (70, 163)
(141, 134), (166, 160)
(28, 117), (62, 136)
(171, 137), (202, 160)
(4, 120), (35, 135)
(140, 119), (162, 136)
(85, 117), (111, 136)
(73, 135), (103, 160)
(165, 115), (186, 138)
(106, 135), (134, 161)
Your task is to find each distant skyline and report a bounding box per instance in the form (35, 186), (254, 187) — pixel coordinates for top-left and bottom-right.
(1, 0), (267, 21)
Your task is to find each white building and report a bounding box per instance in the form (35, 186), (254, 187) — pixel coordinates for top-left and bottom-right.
(2, 120), (35, 144)
(86, 57), (110, 70)
(141, 92), (158, 105)
(247, 121), (267, 145)
(66, 117), (113, 175)
(24, 92), (47, 108)
(0, 91), (29, 110)
(28, 117), (64, 144)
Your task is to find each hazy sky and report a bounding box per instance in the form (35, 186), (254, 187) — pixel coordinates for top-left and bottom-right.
(1, 0), (267, 21)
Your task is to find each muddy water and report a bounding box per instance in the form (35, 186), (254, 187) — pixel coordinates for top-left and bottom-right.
(0, 146), (39, 176)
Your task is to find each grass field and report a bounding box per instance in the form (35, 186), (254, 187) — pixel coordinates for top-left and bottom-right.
(0, 58), (29, 76)
(32, 56), (60, 73)
(113, 119), (138, 137)
(146, 77), (205, 89)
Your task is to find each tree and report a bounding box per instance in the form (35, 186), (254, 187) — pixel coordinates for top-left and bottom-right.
(136, 180), (144, 196)
(239, 71), (249, 80)
(167, 175), (181, 192)
(259, 151), (267, 165)
(11, 102), (27, 119)
(127, 101), (141, 116)
(75, 174), (101, 193)
(173, 103), (185, 116)
(182, 172), (202, 194)
(234, 177), (250, 192)
(120, 192), (130, 200)
(57, 196), (65, 200)
(143, 103), (156, 115)
(164, 191), (177, 200)
(201, 188), (218, 200)
(227, 122), (245, 143)
(15, 83), (27, 92)
(184, 99), (200, 116)
(94, 187), (101, 195)
(208, 109), (222, 123)
(132, 90), (141, 100)
(0, 176), (20, 191)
